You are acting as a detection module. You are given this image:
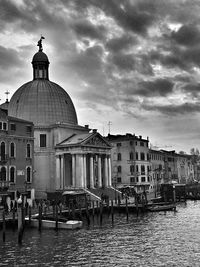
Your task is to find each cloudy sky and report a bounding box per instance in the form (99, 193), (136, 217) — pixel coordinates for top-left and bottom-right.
(1, 0), (200, 153)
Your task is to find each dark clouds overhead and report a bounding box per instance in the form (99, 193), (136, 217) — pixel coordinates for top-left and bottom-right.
(1, 0), (200, 152)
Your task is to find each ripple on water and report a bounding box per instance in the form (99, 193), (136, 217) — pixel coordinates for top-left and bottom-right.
(1, 201), (200, 266)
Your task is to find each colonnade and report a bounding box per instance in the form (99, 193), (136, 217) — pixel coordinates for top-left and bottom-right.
(56, 153), (112, 190)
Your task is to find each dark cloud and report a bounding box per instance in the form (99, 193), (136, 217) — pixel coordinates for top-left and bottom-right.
(171, 24), (200, 47)
(69, 45), (104, 83)
(98, 0), (155, 35)
(110, 53), (135, 71)
(0, 46), (23, 68)
(137, 78), (174, 97)
(72, 21), (107, 40)
(106, 34), (138, 53)
(142, 102), (200, 116)
(180, 83), (200, 99)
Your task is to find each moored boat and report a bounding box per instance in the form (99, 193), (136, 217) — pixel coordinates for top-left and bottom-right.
(147, 203), (176, 212)
(25, 218), (83, 229)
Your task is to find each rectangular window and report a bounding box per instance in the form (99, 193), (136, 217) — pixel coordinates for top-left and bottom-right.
(26, 125), (32, 133)
(3, 122), (7, 130)
(117, 143), (121, 147)
(130, 177), (135, 183)
(40, 134), (46, 147)
(141, 177), (146, 182)
(117, 177), (121, 183)
(10, 123), (16, 131)
(140, 142), (144, 146)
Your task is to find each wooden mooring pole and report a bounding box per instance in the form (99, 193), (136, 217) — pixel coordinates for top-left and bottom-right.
(85, 201), (90, 226)
(135, 194), (139, 216)
(111, 200), (114, 225)
(12, 208), (15, 231)
(125, 198), (129, 221)
(72, 203), (75, 219)
(2, 209), (6, 242)
(55, 204), (58, 230)
(96, 201), (99, 217)
(28, 205), (31, 225)
(38, 204), (42, 232)
(100, 202), (103, 226)
(17, 205), (23, 244)
(92, 201), (95, 221)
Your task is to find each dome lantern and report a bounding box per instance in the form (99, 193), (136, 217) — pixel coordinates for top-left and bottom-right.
(32, 36), (49, 80)
(8, 38), (78, 126)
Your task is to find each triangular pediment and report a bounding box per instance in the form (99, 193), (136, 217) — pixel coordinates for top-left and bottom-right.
(84, 133), (111, 148)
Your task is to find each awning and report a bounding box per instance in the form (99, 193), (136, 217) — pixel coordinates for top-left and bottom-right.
(62, 190), (86, 196)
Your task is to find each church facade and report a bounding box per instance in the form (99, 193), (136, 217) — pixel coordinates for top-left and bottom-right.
(8, 38), (112, 199)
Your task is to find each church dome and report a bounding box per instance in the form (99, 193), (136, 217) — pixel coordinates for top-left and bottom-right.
(8, 80), (78, 126)
(8, 38), (78, 126)
(32, 51), (49, 63)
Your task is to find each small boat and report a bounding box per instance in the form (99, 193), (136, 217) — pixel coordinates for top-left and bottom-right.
(147, 203), (176, 212)
(25, 218), (83, 229)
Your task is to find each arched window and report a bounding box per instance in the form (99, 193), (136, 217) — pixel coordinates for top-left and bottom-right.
(1, 142), (6, 161)
(141, 152), (145, 161)
(26, 143), (31, 158)
(117, 166), (121, 173)
(1, 166), (6, 181)
(130, 165), (134, 174)
(10, 142), (15, 158)
(141, 165), (145, 175)
(117, 153), (121, 161)
(26, 167), (31, 183)
(10, 167), (15, 183)
(130, 152), (134, 160)
(3, 122), (7, 130)
(136, 152), (138, 160)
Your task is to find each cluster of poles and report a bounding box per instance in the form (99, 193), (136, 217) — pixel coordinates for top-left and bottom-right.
(1, 196), (145, 245)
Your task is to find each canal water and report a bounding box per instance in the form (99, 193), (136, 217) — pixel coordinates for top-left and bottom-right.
(1, 201), (200, 266)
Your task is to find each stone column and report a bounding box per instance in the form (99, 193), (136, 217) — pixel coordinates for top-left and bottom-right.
(72, 154), (76, 187)
(98, 155), (102, 188)
(83, 154), (87, 188)
(90, 155), (94, 188)
(104, 156), (108, 187)
(60, 155), (64, 189)
(55, 156), (60, 190)
(75, 154), (84, 188)
(108, 155), (112, 187)
(80, 154), (84, 188)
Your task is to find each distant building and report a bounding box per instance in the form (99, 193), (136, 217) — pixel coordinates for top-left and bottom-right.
(0, 108), (34, 205)
(176, 154), (194, 184)
(150, 149), (195, 185)
(106, 133), (150, 193)
(149, 149), (165, 196)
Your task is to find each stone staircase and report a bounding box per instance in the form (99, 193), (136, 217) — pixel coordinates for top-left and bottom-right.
(87, 187), (121, 201)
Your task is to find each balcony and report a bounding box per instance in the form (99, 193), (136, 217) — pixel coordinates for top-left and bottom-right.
(0, 154), (9, 163)
(0, 181), (9, 190)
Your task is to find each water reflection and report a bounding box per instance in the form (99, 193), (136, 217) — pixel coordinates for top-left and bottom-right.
(1, 201), (200, 266)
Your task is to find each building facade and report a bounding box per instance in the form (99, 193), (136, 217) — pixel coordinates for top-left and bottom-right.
(0, 108), (34, 205)
(106, 134), (150, 193)
(149, 149), (165, 196)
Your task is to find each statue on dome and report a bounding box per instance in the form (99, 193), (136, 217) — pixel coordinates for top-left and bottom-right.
(37, 36), (45, 52)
